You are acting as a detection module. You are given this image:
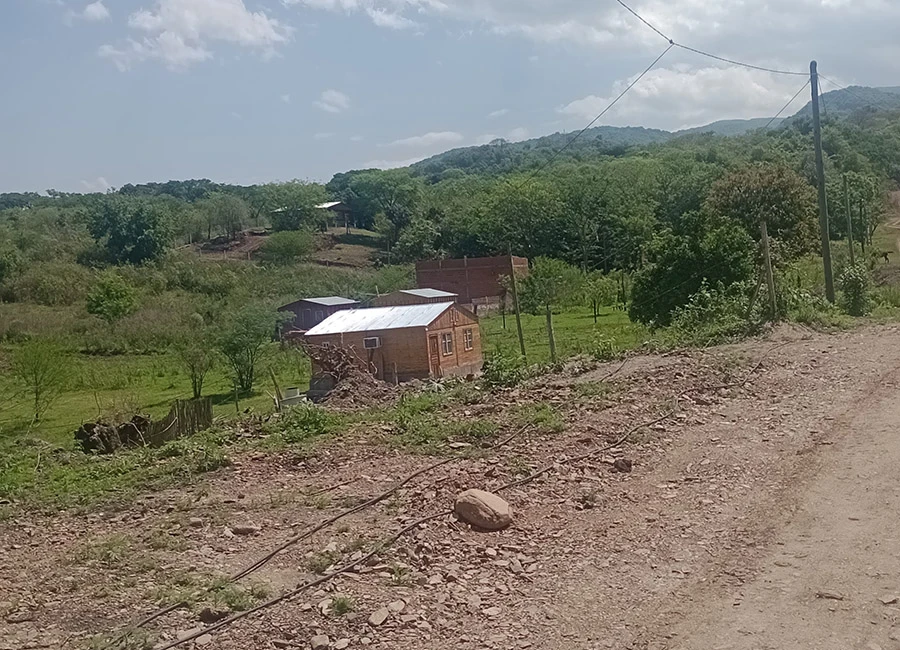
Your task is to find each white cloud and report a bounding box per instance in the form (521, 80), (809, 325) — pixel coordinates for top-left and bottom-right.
(362, 156), (429, 169)
(506, 127), (529, 141)
(313, 132), (335, 139)
(81, 176), (111, 192)
(350, 135), (365, 142)
(366, 7), (418, 29)
(315, 89), (351, 113)
(83, 1), (110, 21)
(99, 0), (289, 70)
(388, 131), (463, 147)
(488, 108), (509, 119)
(281, 94), (291, 104)
(558, 65), (803, 131)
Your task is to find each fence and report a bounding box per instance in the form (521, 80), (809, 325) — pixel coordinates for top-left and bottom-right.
(147, 397), (213, 446)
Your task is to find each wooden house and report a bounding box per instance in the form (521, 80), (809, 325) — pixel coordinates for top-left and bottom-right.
(372, 288), (458, 307)
(279, 296), (359, 332)
(304, 302), (482, 392)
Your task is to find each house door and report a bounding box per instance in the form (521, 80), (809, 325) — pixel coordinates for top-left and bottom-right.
(428, 334), (441, 377)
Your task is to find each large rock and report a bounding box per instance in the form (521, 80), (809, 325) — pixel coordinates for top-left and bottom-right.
(454, 489), (512, 531)
(310, 634), (330, 650)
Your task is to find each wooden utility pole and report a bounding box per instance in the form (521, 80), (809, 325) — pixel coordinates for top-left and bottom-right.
(843, 174), (855, 266)
(509, 255), (527, 361)
(810, 60), (835, 302)
(761, 219), (777, 319)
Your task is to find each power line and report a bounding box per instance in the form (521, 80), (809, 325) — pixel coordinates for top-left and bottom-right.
(613, 0), (808, 76)
(764, 79), (811, 129)
(510, 42), (674, 191)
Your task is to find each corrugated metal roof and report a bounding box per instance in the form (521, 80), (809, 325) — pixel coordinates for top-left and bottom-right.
(303, 296), (359, 306)
(305, 302), (454, 335)
(316, 201), (344, 209)
(400, 288), (458, 298)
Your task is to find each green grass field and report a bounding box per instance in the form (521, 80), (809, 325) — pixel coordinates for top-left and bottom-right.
(480, 306), (649, 364)
(0, 345), (310, 446)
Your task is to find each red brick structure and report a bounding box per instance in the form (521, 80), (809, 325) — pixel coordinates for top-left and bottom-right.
(415, 256), (529, 308)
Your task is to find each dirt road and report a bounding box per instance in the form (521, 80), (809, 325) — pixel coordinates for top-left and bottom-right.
(658, 357), (900, 650)
(4, 325), (900, 650)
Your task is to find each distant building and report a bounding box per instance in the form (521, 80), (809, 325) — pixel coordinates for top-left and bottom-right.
(372, 288), (459, 307)
(415, 255), (529, 309)
(316, 201), (353, 233)
(304, 302), (482, 392)
(279, 296), (359, 332)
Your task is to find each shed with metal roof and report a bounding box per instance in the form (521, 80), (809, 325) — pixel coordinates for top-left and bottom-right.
(278, 296), (360, 333)
(372, 288), (459, 307)
(304, 302), (482, 393)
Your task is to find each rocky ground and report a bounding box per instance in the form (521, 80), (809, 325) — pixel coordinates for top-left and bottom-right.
(3, 323), (900, 650)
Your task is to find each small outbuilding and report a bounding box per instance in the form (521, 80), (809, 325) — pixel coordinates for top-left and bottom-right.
(279, 296), (360, 332)
(304, 302), (482, 390)
(372, 288), (459, 307)
(316, 201), (353, 233)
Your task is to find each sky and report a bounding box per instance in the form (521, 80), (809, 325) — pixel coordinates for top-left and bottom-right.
(2, 0), (899, 193)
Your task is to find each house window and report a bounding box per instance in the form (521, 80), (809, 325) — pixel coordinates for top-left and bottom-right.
(464, 328), (474, 351)
(441, 332), (454, 355)
(450, 309), (458, 325)
(314, 310), (324, 323)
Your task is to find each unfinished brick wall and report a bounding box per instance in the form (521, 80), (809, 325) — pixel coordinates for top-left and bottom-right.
(415, 256), (528, 305)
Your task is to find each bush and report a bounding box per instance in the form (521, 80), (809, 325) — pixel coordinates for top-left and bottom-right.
(276, 403), (340, 443)
(87, 271), (138, 326)
(838, 263), (871, 316)
(481, 351), (527, 388)
(665, 281), (754, 346)
(585, 331), (616, 361)
(258, 230), (315, 265)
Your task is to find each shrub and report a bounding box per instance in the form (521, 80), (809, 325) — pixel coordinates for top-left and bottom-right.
(258, 230), (315, 265)
(665, 281), (754, 346)
(87, 271), (138, 326)
(276, 403), (340, 443)
(481, 351), (527, 388)
(838, 263), (871, 316)
(12, 339), (69, 422)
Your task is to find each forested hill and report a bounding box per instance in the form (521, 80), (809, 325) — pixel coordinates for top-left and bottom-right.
(409, 85), (900, 180)
(409, 126), (671, 181)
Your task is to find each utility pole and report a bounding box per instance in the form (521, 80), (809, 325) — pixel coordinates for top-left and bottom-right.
(810, 60), (835, 303)
(761, 219), (777, 320)
(508, 253), (527, 361)
(843, 174), (855, 266)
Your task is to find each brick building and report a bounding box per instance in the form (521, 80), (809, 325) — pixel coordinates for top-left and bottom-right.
(415, 255), (529, 309)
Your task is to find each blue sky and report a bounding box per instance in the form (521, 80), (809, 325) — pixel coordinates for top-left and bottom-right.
(2, 0), (899, 193)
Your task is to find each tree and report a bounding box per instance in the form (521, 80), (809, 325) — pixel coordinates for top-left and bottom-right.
(13, 339), (68, 423)
(263, 181), (328, 231)
(199, 193), (249, 240)
(519, 257), (584, 363)
(583, 272), (618, 323)
(88, 197), (176, 264)
(348, 169), (424, 236)
(217, 306), (282, 392)
(86, 271), (137, 326)
(705, 163), (818, 258)
(178, 323), (216, 399)
(257, 230), (315, 265)
(630, 220), (755, 326)
(392, 218), (440, 263)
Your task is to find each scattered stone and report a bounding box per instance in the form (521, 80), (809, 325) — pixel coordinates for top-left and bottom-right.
(612, 458), (633, 473)
(880, 595), (899, 605)
(195, 634), (213, 646)
(483, 606), (502, 618)
(360, 638), (372, 646)
(273, 640), (295, 649)
(231, 524), (261, 536)
(334, 639), (350, 650)
(189, 517), (204, 528)
(387, 600), (406, 613)
(448, 442), (471, 449)
(509, 558), (524, 575)
(310, 634), (330, 650)
(198, 607), (229, 624)
(368, 607), (390, 627)
(454, 489), (512, 531)
(176, 628), (203, 641)
(815, 591), (845, 601)
(4, 611), (34, 624)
